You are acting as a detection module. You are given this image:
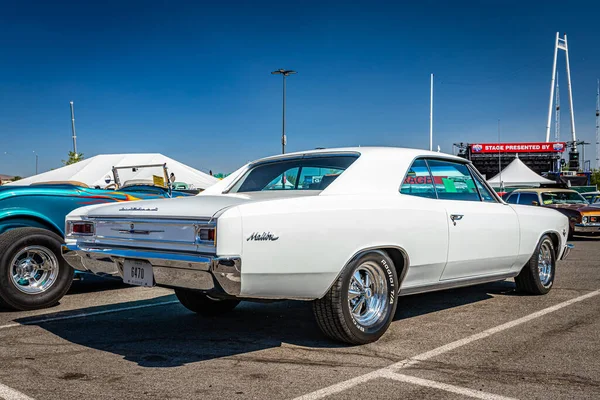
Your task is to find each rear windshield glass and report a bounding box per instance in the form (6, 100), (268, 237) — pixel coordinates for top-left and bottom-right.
(228, 155), (359, 193)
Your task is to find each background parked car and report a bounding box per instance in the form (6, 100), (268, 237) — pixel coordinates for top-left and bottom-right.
(0, 165), (194, 311)
(505, 188), (600, 239)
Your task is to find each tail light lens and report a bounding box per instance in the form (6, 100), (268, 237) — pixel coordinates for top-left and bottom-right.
(195, 226), (216, 245)
(67, 221), (95, 236)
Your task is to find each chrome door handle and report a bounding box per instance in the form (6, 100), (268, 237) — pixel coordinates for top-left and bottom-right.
(450, 214), (464, 225)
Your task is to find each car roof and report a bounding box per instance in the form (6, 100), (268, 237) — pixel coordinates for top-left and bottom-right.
(251, 146), (468, 165)
(511, 188), (578, 193)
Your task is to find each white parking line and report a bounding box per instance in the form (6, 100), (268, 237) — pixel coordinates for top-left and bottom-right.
(293, 289), (600, 400)
(0, 300), (179, 331)
(0, 382), (35, 400)
(381, 370), (517, 400)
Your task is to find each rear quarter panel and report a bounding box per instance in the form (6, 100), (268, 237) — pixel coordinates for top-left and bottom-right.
(227, 194), (449, 300)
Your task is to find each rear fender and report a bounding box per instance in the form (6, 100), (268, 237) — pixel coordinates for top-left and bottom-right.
(0, 209), (63, 236)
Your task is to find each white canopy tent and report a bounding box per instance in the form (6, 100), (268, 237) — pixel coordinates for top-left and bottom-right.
(8, 154), (218, 190)
(487, 156), (555, 188)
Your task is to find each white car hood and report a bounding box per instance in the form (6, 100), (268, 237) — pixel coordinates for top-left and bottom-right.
(82, 191), (320, 219)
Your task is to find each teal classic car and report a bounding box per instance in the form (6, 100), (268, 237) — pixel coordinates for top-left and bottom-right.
(0, 164), (195, 311)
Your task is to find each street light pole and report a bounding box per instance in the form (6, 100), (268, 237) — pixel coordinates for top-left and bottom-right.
(271, 69), (297, 154)
(33, 151), (38, 175)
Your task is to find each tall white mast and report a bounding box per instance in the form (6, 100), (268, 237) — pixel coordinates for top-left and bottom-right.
(429, 73), (434, 151)
(555, 71), (560, 142)
(596, 79), (600, 168)
(563, 34), (577, 144)
(545, 33), (577, 144)
(545, 33), (559, 143)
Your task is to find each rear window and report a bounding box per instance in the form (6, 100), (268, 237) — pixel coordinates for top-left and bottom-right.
(228, 155), (359, 193)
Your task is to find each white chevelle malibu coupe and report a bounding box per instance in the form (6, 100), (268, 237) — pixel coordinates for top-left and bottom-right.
(63, 147), (572, 344)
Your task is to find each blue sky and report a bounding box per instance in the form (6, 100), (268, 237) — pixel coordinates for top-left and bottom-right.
(1, 0), (599, 176)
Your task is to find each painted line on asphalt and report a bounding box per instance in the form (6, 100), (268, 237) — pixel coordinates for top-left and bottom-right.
(380, 370), (517, 400)
(0, 300), (179, 331)
(0, 382), (35, 400)
(293, 289), (600, 400)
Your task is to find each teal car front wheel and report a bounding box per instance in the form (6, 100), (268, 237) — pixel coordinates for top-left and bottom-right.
(0, 228), (74, 310)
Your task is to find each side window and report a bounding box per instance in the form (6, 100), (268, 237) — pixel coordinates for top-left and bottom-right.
(469, 167), (497, 203)
(400, 159), (436, 199)
(506, 193), (519, 204)
(427, 159), (480, 201)
(517, 193), (539, 206)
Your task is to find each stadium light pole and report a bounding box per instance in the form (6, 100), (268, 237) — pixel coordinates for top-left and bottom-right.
(33, 150), (38, 175)
(271, 69), (297, 154)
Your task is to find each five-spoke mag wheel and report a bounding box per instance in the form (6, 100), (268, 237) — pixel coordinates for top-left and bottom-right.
(314, 250), (398, 345)
(0, 228), (74, 310)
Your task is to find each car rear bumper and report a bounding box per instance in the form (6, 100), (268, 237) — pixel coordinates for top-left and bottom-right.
(62, 244), (241, 296)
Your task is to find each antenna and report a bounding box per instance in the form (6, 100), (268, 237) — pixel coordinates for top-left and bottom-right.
(70, 101), (78, 157)
(596, 79), (600, 168)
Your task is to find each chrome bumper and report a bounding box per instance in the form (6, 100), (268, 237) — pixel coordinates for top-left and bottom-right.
(62, 244), (241, 296)
(560, 244), (574, 261)
(574, 224), (600, 233)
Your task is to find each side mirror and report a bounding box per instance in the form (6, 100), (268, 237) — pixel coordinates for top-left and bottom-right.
(531, 201), (539, 206)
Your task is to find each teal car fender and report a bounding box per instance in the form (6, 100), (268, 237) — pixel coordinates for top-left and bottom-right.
(0, 184), (192, 311)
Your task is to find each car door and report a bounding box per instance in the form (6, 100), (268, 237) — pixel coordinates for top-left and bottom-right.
(425, 159), (520, 280)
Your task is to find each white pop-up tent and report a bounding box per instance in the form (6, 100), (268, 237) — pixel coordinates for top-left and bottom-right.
(8, 154), (218, 190)
(487, 156), (555, 188)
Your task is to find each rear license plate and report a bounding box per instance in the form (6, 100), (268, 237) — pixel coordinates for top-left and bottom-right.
(123, 259), (154, 287)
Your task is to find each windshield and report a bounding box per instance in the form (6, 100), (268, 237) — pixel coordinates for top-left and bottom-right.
(541, 191), (587, 205)
(228, 155), (359, 193)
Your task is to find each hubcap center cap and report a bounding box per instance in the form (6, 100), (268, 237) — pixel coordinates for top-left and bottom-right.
(364, 288), (373, 299)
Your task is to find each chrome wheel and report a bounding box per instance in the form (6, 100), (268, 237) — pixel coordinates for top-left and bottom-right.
(10, 246), (59, 294)
(538, 240), (553, 287)
(348, 261), (389, 327)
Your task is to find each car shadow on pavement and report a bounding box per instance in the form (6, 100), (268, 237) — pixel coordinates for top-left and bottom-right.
(16, 280), (517, 368)
(67, 274), (128, 295)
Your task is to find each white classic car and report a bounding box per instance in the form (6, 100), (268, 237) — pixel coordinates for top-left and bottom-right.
(63, 147), (572, 344)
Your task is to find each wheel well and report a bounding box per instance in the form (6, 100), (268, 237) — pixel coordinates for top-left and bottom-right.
(382, 247), (408, 284)
(546, 232), (560, 259)
(0, 216), (62, 237)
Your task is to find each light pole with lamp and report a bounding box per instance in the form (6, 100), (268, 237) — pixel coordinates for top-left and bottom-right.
(33, 151), (38, 175)
(271, 69), (297, 154)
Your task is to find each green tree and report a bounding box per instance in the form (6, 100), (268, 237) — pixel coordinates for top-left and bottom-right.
(62, 151), (84, 166)
(11, 176), (22, 182)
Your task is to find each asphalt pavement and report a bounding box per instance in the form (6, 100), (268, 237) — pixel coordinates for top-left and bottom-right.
(0, 238), (598, 400)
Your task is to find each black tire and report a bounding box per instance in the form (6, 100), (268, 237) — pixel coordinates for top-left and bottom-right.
(515, 234), (556, 295)
(567, 224), (574, 241)
(175, 288), (240, 316)
(0, 228), (74, 311)
(313, 250), (398, 345)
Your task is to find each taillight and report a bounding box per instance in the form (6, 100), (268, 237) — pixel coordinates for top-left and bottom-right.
(195, 226), (216, 245)
(68, 221), (95, 236)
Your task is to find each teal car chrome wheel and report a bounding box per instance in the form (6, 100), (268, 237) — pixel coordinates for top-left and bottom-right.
(10, 245), (59, 294)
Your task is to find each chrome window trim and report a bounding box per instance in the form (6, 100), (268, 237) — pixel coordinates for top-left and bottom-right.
(399, 157), (438, 199)
(423, 158), (482, 203)
(466, 164), (501, 203)
(222, 151), (361, 194)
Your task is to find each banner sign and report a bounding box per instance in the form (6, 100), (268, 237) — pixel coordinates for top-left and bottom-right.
(470, 142), (566, 154)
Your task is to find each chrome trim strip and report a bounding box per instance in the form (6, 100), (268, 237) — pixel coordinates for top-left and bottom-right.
(399, 271), (519, 296)
(93, 218), (213, 225)
(560, 244), (574, 260)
